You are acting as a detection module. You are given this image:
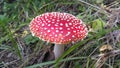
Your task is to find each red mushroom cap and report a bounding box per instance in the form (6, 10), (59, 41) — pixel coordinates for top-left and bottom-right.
(29, 12), (88, 44)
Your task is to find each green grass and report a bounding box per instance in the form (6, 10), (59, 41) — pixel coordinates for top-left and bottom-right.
(0, 0), (120, 68)
(26, 57), (87, 68)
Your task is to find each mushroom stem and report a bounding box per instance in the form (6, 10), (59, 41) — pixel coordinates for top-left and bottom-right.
(53, 44), (64, 59)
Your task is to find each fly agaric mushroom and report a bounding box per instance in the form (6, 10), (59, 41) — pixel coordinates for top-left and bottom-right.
(29, 12), (88, 59)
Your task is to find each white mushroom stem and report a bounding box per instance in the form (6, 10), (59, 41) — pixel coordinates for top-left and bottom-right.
(53, 44), (64, 59)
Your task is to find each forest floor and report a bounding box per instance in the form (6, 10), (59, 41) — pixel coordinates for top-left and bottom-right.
(0, 0), (120, 68)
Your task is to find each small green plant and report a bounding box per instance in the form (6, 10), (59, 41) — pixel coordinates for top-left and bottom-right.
(24, 34), (39, 45)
